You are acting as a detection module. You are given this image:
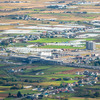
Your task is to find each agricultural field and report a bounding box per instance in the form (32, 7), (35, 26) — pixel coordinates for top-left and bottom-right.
(0, 62), (100, 100)
(4, 97), (100, 100)
(37, 45), (85, 49)
(28, 38), (96, 43)
(28, 38), (77, 43)
(0, 63), (85, 98)
(27, 38), (96, 49)
(0, 0), (100, 30)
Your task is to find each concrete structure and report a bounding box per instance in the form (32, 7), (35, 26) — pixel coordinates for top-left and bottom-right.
(38, 52), (52, 57)
(86, 41), (96, 50)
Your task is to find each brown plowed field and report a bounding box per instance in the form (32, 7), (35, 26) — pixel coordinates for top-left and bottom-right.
(0, 94), (8, 98)
(59, 68), (85, 74)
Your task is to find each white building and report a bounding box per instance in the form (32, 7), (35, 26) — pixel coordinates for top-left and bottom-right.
(38, 52), (52, 57)
(86, 41), (96, 50)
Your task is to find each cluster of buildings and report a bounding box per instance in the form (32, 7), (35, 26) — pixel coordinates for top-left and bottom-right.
(91, 20), (100, 27)
(46, 0), (100, 9)
(35, 72), (44, 75)
(74, 52), (100, 65)
(13, 15), (57, 21)
(83, 20), (100, 26)
(75, 1), (100, 5)
(45, 1), (65, 4)
(27, 84), (75, 99)
(77, 70), (99, 86)
(0, 34), (40, 45)
(46, 5), (77, 9)
(26, 69), (99, 99)
(13, 35), (40, 43)
(76, 70), (100, 76)
(3, 45), (99, 69)
(8, 68), (23, 73)
(0, 1), (28, 3)
(15, 15), (31, 20)
(0, 7), (32, 13)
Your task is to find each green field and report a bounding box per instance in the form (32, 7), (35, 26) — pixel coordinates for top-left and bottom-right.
(39, 80), (78, 86)
(8, 43), (33, 47)
(0, 86), (11, 89)
(23, 65), (74, 74)
(28, 38), (95, 43)
(18, 73), (82, 79)
(69, 97), (100, 100)
(0, 64), (99, 100)
(4, 97), (100, 100)
(38, 45), (85, 49)
(0, 64), (5, 66)
(16, 65), (83, 86)
(0, 88), (37, 94)
(40, 12), (71, 17)
(27, 38), (96, 49)
(28, 38), (77, 43)
(0, 64), (82, 97)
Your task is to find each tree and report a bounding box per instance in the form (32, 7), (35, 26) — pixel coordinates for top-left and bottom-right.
(8, 93), (11, 97)
(88, 90), (93, 97)
(47, 22), (50, 24)
(10, 86), (19, 90)
(83, 11), (87, 14)
(21, 83), (24, 89)
(24, 79), (28, 82)
(17, 91), (22, 97)
(94, 92), (100, 97)
(1, 40), (9, 46)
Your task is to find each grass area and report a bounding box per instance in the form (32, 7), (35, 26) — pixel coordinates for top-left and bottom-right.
(82, 16), (97, 19)
(96, 45), (100, 49)
(38, 45), (85, 49)
(0, 86), (11, 89)
(8, 43), (30, 47)
(74, 13), (100, 19)
(39, 80), (78, 86)
(0, 6), (3, 9)
(40, 13), (71, 17)
(17, 65), (83, 81)
(4, 98), (57, 100)
(4, 96), (100, 100)
(54, 74), (83, 78)
(4, 98), (15, 100)
(44, 67), (74, 74)
(28, 38), (96, 49)
(28, 38), (77, 43)
(85, 38), (96, 41)
(28, 38), (96, 43)
(87, 85), (100, 89)
(18, 73), (82, 81)
(0, 88), (38, 94)
(69, 97), (100, 100)
(23, 65), (74, 74)
(42, 99), (57, 100)
(0, 64), (5, 66)
(0, 37), (6, 39)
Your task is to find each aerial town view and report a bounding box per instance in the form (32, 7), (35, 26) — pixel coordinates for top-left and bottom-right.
(0, 0), (100, 100)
